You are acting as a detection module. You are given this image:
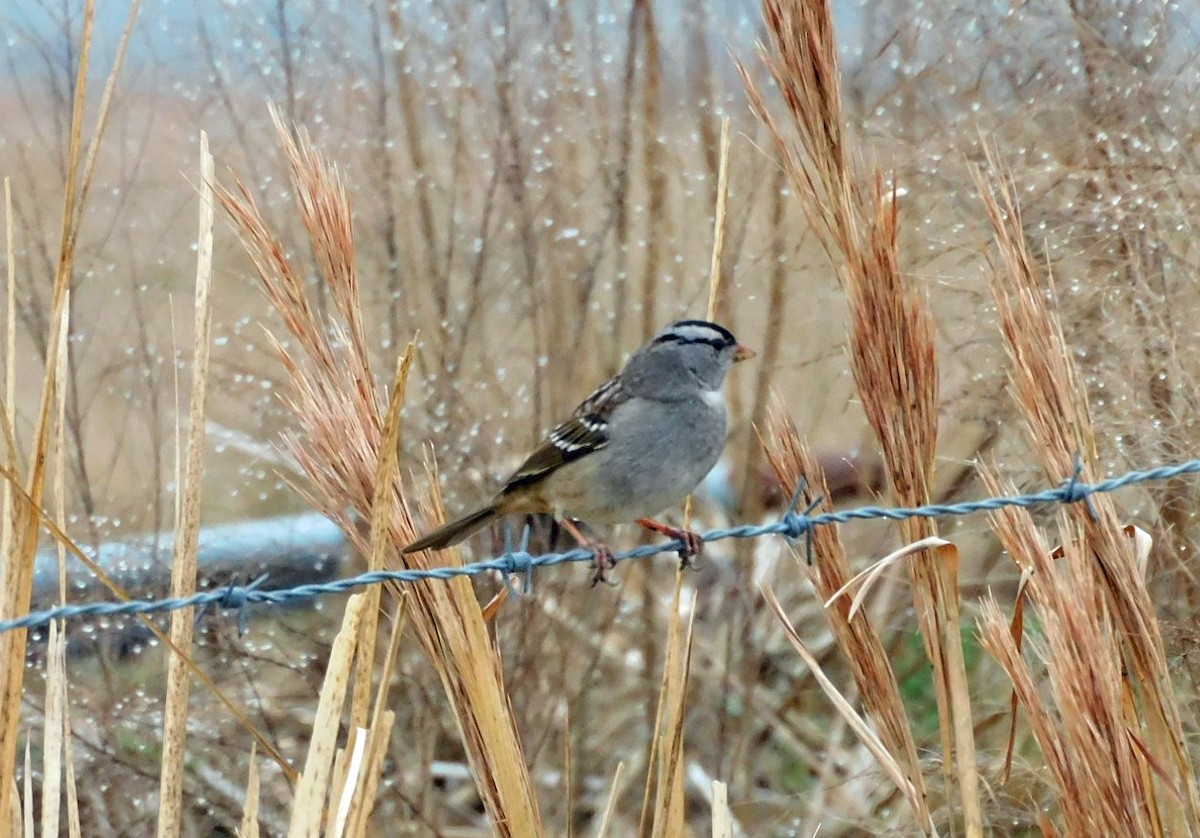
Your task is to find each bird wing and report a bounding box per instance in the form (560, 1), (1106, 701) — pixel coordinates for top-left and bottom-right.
(501, 375), (630, 493)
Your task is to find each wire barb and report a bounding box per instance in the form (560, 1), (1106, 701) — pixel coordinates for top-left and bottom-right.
(500, 523), (534, 598)
(777, 479), (822, 565)
(1057, 452), (1099, 521)
(196, 574), (270, 636)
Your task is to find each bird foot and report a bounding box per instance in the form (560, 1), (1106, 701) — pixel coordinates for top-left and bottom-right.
(637, 518), (703, 570)
(589, 544), (619, 588)
(559, 517), (620, 587)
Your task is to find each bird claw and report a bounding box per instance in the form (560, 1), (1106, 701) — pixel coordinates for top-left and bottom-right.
(677, 529), (703, 571)
(589, 544), (619, 587)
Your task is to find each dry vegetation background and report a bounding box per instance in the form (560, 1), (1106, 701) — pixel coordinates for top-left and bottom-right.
(3, 0), (1200, 835)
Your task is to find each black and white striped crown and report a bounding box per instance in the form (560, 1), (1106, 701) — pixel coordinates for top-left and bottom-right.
(652, 319), (736, 350)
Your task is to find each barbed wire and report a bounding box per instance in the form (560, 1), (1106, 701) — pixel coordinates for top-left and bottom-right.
(5, 456), (1200, 636)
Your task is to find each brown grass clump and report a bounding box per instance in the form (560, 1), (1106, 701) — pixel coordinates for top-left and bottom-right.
(976, 157), (1200, 834)
(215, 107), (541, 835)
(740, 0), (979, 830)
(763, 405), (931, 831)
(979, 474), (1155, 836)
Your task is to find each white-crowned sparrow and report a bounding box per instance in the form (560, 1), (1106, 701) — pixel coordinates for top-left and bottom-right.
(403, 319), (755, 581)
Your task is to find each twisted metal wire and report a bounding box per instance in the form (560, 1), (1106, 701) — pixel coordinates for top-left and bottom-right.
(5, 456), (1198, 636)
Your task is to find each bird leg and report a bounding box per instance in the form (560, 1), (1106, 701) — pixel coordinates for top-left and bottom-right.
(637, 518), (703, 569)
(559, 518), (617, 587)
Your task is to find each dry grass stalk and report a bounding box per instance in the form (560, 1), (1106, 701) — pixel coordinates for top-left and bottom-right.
(0, 0), (142, 821)
(610, 0), (641, 356)
(596, 762), (625, 838)
(45, 168), (80, 830)
(2, 178), (14, 561)
(2, 178), (11, 423)
(216, 109), (541, 835)
(763, 406), (931, 830)
(324, 744), (350, 830)
(321, 602), (406, 837)
(0, 175), (10, 833)
(706, 118), (732, 323)
(67, 1), (143, 251)
(740, 0), (979, 830)
(352, 345), (414, 730)
(4, 244), (68, 838)
(242, 743), (260, 838)
(63, 702), (80, 838)
(563, 705), (573, 838)
(1, 177), (14, 544)
(978, 468), (1048, 784)
(157, 129), (216, 838)
(976, 159), (1200, 830)
(289, 593), (368, 836)
(41, 279), (70, 838)
(323, 718), (351, 829)
(326, 728), (367, 836)
(21, 741), (30, 838)
(736, 1), (847, 267)
(0, 170), (19, 825)
(41, 309), (76, 836)
(712, 780), (732, 838)
(40, 622), (66, 838)
(346, 600), (406, 835)
(824, 536), (956, 623)
(641, 576), (697, 838)
(639, 0), (666, 341)
(0, 1), (89, 813)
(332, 358), (409, 830)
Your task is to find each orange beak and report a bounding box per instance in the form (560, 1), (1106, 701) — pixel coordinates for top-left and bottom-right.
(733, 344), (756, 363)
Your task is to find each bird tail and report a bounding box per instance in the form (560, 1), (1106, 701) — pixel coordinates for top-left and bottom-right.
(402, 505), (500, 554)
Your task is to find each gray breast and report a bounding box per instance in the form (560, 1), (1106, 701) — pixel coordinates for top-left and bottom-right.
(584, 392), (728, 522)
